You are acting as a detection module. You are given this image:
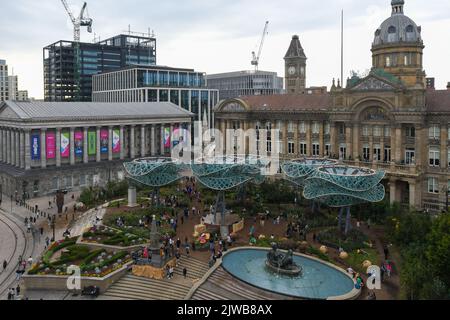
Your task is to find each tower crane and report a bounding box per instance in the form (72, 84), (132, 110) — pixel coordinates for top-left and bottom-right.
(251, 21), (269, 71)
(61, 0), (93, 42)
(60, 0), (93, 100)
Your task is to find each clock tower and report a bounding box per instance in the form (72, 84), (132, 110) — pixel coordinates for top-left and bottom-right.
(284, 35), (307, 94)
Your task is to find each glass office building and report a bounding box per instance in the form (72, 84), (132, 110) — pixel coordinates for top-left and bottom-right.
(44, 34), (157, 102)
(92, 66), (219, 128)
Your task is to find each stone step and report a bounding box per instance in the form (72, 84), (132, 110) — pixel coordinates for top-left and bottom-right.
(192, 287), (229, 301)
(105, 286), (186, 300)
(120, 274), (190, 292)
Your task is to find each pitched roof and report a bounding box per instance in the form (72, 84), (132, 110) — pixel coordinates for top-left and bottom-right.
(0, 101), (194, 121)
(284, 35), (306, 59)
(238, 94), (332, 112)
(426, 90), (450, 112)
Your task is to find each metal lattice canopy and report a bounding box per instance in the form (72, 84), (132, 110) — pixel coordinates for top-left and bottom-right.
(303, 165), (386, 207)
(190, 155), (270, 191)
(281, 158), (338, 187)
(123, 157), (186, 187)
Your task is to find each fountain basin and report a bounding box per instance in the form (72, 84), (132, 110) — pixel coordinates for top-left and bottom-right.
(265, 260), (302, 276)
(221, 247), (359, 300)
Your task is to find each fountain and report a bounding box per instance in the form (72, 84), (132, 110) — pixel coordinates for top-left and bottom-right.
(266, 243), (302, 276)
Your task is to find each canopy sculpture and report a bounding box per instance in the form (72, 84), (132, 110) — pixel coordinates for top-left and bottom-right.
(191, 155), (270, 237)
(123, 157), (187, 206)
(281, 158), (339, 187)
(303, 165), (385, 234)
(281, 158), (338, 212)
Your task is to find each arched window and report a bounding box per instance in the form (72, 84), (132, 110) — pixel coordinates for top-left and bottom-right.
(405, 25), (415, 41)
(387, 26), (396, 42)
(375, 29), (381, 37)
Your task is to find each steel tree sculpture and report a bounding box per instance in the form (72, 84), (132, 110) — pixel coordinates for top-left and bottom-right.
(123, 157), (187, 205)
(191, 155), (269, 237)
(281, 158), (338, 211)
(303, 165), (385, 234)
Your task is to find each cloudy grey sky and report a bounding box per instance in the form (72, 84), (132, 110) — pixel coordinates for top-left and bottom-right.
(1, 0), (449, 99)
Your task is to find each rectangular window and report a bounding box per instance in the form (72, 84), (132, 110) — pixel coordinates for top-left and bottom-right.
(405, 148), (415, 165)
(325, 144), (331, 156)
(299, 122), (306, 133)
(324, 123), (330, 135)
(374, 145), (381, 161)
(406, 126), (415, 138)
(363, 145), (370, 161)
(384, 147), (391, 163)
(384, 126), (391, 137)
(312, 122), (319, 134)
(338, 124), (345, 135)
(429, 147), (440, 167)
(428, 177), (439, 194)
(266, 141), (272, 153)
(288, 141), (295, 154)
(300, 143), (307, 156)
(362, 126), (369, 137)
(339, 144), (347, 159)
(373, 126), (381, 137)
(312, 143), (320, 156)
(288, 121), (294, 133)
(429, 125), (440, 139)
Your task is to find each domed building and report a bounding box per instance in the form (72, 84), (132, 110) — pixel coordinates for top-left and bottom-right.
(214, 0), (450, 212)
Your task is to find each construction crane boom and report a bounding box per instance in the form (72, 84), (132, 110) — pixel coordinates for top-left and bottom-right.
(60, 0), (93, 42)
(251, 21), (269, 71)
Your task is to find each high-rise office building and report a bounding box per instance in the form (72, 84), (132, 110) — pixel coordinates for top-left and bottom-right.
(44, 34), (157, 102)
(8, 75), (18, 101)
(0, 60), (9, 102)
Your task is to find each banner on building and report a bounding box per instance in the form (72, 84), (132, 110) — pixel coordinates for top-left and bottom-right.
(46, 132), (56, 159)
(60, 132), (70, 158)
(112, 129), (120, 153)
(74, 131), (83, 156)
(88, 131), (96, 155)
(164, 127), (171, 148)
(100, 129), (108, 153)
(31, 134), (40, 160)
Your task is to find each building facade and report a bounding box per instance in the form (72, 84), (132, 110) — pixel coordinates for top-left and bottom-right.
(284, 35), (307, 94)
(206, 70), (283, 100)
(8, 75), (18, 101)
(214, 0), (450, 212)
(0, 60), (8, 102)
(92, 65), (219, 128)
(0, 101), (192, 198)
(44, 34), (157, 102)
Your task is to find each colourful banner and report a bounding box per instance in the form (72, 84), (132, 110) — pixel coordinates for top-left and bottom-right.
(46, 132), (56, 159)
(74, 131), (83, 156)
(31, 134), (40, 160)
(164, 127), (171, 148)
(88, 131), (96, 155)
(112, 129), (120, 153)
(60, 132), (70, 158)
(100, 129), (108, 153)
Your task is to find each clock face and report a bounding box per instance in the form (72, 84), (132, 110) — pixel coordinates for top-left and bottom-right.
(288, 66), (296, 75)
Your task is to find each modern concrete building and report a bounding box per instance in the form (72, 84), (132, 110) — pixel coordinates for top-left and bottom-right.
(214, 0), (450, 212)
(44, 34), (157, 102)
(0, 60), (9, 102)
(206, 70), (283, 100)
(92, 65), (219, 128)
(17, 90), (29, 101)
(0, 101), (193, 198)
(8, 75), (18, 101)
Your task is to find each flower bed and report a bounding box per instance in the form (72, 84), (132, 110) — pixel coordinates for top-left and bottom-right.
(28, 237), (132, 277)
(317, 227), (369, 252)
(81, 225), (148, 247)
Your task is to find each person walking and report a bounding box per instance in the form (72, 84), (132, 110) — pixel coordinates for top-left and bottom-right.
(183, 267), (187, 279)
(2, 259), (7, 272)
(383, 244), (390, 260)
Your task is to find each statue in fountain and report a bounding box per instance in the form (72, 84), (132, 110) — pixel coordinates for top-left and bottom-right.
(266, 243), (302, 276)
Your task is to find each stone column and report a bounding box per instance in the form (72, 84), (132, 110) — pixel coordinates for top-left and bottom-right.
(70, 127), (75, 165)
(330, 123), (338, 157)
(170, 123), (174, 154)
(11, 130), (16, 166)
(141, 125), (146, 157)
(56, 128), (61, 167)
(96, 126), (101, 162)
(345, 125), (352, 160)
(127, 186), (137, 207)
(389, 180), (396, 205)
(120, 126), (125, 160)
(1, 128), (5, 163)
(319, 122), (324, 157)
(19, 130), (25, 169)
(108, 126), (113, 161)
(394, 126), (402, 163)
(150, 125), (156, 156)
(283, 121), (288, 157)
(160, 124), (165, 155)
(0, 128), (3, 163)
(440, 125), (447, 169)
(6, 129), (10, 164)
(306, 122), (311, 157)
(41, 128), (47, 168)
(15, 130), (20, 166)
(369, 134), (374, 162)
(352, 124), (359, 160)
(409, 181), (416, 208)
(130, 125), (136, 159)
(24, 130), (31, 170)
(83, 127), (89, 164)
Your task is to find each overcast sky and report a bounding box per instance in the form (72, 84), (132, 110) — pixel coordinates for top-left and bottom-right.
(1, 0), (449, 99)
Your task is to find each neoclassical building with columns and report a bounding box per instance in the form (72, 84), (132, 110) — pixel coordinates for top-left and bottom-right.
(214, 0), (450, 212)
(0, 101), (193, 198)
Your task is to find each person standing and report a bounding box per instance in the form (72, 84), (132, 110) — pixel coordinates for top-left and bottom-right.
(183, 267), (187, 279)
(383, 244), (389, 260)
